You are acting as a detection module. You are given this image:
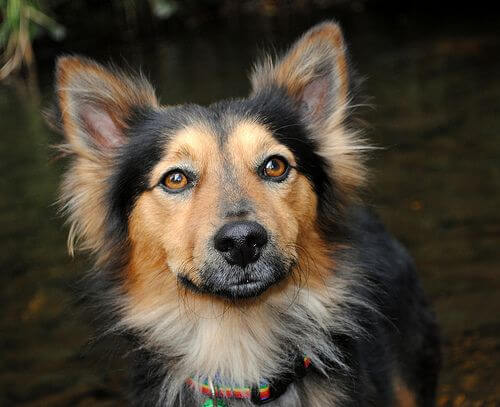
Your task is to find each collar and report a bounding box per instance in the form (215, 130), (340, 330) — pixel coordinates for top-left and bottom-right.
(187, 356), (311, 405)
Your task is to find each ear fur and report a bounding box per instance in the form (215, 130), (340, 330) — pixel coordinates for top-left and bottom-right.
(251, 22), (370, 197)
(53, 56), (158, 255)
(55, 56), (158, 159)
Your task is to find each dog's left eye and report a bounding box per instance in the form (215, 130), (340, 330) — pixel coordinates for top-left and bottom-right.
(161, 170), (189, 192)
(260, 156), (290, 182)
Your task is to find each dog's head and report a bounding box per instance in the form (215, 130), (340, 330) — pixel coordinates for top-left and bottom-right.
(54, 22), (367, 305)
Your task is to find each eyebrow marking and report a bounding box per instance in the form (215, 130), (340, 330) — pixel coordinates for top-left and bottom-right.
(171, 144), (198, 161)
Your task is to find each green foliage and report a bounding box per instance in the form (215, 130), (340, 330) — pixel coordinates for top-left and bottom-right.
(0, 0), (64, 79)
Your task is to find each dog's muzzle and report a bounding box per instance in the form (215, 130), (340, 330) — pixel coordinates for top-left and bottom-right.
(177, 221), (291, 299)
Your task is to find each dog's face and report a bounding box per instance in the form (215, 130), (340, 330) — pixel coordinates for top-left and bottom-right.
(129, 117), (315, 299)
(54, 22), (367, 306)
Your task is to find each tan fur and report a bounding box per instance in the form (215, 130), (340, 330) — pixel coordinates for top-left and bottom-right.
(60, 156), (113, 256)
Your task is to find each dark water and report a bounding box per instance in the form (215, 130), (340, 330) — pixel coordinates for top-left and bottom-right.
(0, 9), (499, 407)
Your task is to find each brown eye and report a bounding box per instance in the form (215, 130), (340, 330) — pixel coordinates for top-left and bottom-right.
(261, 156), (290, 181)
(162, 171), (189, 192)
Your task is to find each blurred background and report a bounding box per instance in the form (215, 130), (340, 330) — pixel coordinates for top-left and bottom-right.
(0, 1), (499, 406)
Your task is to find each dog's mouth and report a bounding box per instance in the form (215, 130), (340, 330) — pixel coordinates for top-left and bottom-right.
(177, 258), (292, 300)
(216, 279), (272, 299)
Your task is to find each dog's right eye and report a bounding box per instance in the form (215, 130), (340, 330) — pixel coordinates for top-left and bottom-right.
(259, 156), (290, 182)
(161, 170), (189, 192)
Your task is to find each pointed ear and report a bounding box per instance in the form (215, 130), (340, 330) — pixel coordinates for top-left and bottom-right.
(55, 56), (158, 157)
(54, 57), (158, 255)
(251, 22), (350, 131)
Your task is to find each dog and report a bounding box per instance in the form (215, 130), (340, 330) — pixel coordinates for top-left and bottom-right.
(51, 21), (440, 406)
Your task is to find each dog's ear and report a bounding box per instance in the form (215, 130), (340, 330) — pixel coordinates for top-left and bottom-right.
(251, 22), (368, 197)
(251, 22), (349, 132)
(55, 56), (158, 158)
(54, 57), (158, 255)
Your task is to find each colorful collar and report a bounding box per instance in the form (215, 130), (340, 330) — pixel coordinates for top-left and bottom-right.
(187, 357), (311, 406)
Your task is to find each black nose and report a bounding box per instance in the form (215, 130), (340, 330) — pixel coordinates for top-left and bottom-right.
(214, 221), (268, 268)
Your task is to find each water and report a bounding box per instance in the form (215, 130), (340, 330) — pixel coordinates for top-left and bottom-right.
(0, 8), (498, 406)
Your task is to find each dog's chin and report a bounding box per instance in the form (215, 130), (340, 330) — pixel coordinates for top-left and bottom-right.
(212, 279), (274, 299)
(178, 259), (292, 300)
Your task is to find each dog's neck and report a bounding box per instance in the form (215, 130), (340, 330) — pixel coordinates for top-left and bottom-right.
(121, 271), (359, 406)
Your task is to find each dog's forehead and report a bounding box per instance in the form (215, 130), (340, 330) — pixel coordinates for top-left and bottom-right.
(141, 101), (301, 190)
(156, 116), (288, 168)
